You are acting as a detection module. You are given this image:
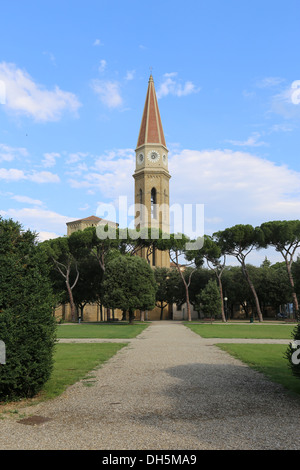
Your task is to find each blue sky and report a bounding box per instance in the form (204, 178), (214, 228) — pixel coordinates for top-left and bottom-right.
(0, 0), (300, 265)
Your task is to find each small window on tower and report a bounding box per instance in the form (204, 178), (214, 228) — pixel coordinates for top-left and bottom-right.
(151, 187), (157, 219)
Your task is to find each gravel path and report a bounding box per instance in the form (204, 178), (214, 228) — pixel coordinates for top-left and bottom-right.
(1, 321), (300, 450)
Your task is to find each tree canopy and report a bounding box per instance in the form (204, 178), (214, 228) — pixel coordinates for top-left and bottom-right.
(102, 255), (157, 323)
(214, 224), (264, 321)
(260, 220), (300, 316)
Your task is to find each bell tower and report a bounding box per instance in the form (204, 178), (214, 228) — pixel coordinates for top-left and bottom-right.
(133, 74), (171, 268)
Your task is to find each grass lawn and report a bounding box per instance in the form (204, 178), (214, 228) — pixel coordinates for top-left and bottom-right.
(217, 343), (300, 397)
(185, 323), (296, 339)
(57, 322), (150, 339)
(0, 342), (127, 413)
(40, 342), (127, 400)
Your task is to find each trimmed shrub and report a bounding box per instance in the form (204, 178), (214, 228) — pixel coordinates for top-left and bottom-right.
(0, 218), (56, 401)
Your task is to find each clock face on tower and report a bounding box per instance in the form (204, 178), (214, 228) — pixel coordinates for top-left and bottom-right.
(137, 153), (144, 164)
(147, 150), (160, 163)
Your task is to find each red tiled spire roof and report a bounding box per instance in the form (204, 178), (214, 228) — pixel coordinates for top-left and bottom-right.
(137, 74), (166, 148)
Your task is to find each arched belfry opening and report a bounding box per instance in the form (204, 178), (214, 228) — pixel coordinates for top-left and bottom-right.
(151, 187), (157, 219)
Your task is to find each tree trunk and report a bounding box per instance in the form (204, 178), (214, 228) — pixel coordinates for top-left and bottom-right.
(159, 302), (167, 320)
(128, 308), (134, 324)
(207, 258), (226, 322)
(78, 304), (85, 322)
(173, 251), (193, 321)
(175, 268), (192, 321)
(285, 257), (299, 318)
(169, 251), (192, 321)
(66, 281), (77, 322)
(53, 257), (79, 322)
(185, 284), (192, 321)
(242, 263), (263, 322)
(217, 275), (226, 322)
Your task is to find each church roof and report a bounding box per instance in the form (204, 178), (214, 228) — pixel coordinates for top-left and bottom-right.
(67, 215), (118, 226)
(66, 215), (102, 225)
(136, 74), (167, 149)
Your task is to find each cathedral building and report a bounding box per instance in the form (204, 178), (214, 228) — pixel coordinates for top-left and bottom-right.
(66, 215), (117, 236)
(57, 75), (195, 322)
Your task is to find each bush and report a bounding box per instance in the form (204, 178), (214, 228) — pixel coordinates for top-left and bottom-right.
(0, 218), (56, 401)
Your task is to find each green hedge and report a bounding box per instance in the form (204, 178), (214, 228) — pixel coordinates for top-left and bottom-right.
(0, 218), (56, 401)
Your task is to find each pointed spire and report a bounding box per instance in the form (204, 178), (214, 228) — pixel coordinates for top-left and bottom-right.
(137, 74), (167, 149)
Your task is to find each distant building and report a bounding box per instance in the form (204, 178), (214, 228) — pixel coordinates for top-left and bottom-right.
(66, 215), (117, 236)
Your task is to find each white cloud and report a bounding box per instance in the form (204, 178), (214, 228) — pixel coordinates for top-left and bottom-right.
(28, 171), (60, 183)
(226, 132), (268, 147)
(270, 123), (294, 133)
(125, 70), (135, 81)
(156, 73), (200, 99)
(42, 152), (60, 168)
(68, 148), (134, 201)
(78, 203), (90, 211)
(65, 162), (88, 177)
(0, 62), (81, 121)
(91, 79), (123, 108)
(65, 152), (88, 164)
(169, 149), (300, 230)
(99, 60), (107, 73)
(66, 145), (300, 236)
(37, 231), (60, 242)
(256, 77), (285, 88)
(93, 39), (103, 46)
(0, 168), (26, 181)
(1, 207), (74, 238)
(0, 143), (28, 162)
(0, 168), (60, 183)
(12, 195), (43, 206)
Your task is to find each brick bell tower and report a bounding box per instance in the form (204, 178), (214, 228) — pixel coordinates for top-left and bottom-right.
(133, 74), (171, 268)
